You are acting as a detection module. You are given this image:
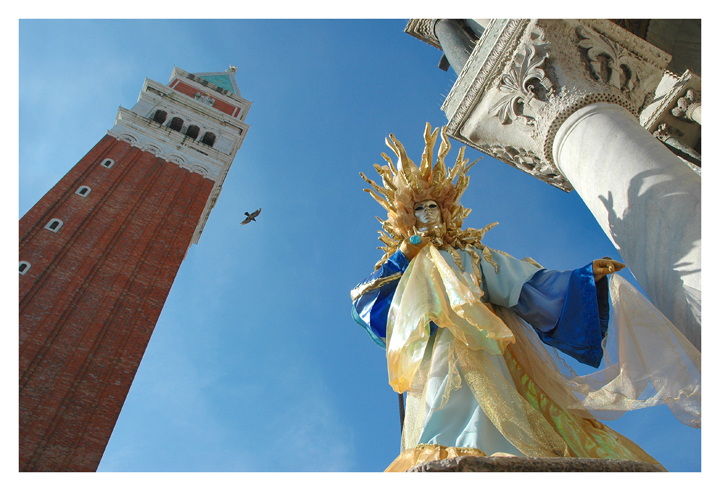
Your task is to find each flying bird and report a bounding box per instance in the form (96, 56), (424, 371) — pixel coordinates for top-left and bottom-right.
(241, 208), (261, 225)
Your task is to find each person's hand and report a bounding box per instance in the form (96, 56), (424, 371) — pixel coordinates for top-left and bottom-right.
(400, 235), (430, 261)
(592, 258), (625, 282)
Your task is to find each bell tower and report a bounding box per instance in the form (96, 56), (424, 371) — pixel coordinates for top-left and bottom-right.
(19, 67), (251, 471)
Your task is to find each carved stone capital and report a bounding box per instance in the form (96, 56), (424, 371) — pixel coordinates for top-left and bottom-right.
(653, 122), (683, 141)
(640, 69), (701, 155)
(671, 88), (701, 123)
(441, 19), (671, 191)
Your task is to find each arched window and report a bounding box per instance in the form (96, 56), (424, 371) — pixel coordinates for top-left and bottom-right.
(169, 117), (184, 131)
(185, 125), (200, 139)
(76, 186), (91, 197)
(153, 110), (168, 124)
(100, 158), (114, 168)
(200, 132), (216, 147)
(45, 218), (63, 232)
(19, 261), (31, 275)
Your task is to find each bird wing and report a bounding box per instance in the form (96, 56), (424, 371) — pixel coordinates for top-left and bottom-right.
(240, 216), (252, 225)
(251, 208), (261, 218)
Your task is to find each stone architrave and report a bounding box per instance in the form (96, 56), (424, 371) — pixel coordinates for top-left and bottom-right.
(439, 19), (700, 350)
(640, 69), (701, 170)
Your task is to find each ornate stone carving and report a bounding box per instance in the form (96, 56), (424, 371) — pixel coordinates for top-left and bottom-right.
(479, 144), (573, 192)
(576, 25), (639, 95)
(652, 121), (683, 141)
(404, 19), (442, 50)
(640, 70), (701, 159)
(488, 44), (553, 127)
(653, 122), (701, 162)
(443, 19), (529, 136)
(671, 88), (701, 123)
(117, 132), (138, 145)
(108, 108), (233, 182)
(437, 19), (669, 191)
(194, 92), (215, 106)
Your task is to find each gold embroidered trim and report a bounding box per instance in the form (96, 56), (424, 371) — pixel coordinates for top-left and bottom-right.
(521, 257), (543, 269)
(350, 272), (402, 301)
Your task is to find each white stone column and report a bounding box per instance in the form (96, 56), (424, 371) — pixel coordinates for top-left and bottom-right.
(429, 19), (700, 349)
(553, 102), (701, 349)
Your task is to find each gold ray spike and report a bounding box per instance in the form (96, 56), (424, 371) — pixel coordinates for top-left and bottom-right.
(373, 164), (397, 191)
(437, 127), (451, 166)
(454, 176), (469, 199)
(450, 205), (463, 220)
(448, 148), (467, 183)
(360, 172), (395, 201)
(380, 152), (397, 175)
(378, 233), (396, 247)
(388, 133), (418, 185)
(476, 222), (499, 239)
(430, 161), (445, 190)
(363, 188), (396, 213)
(466, 157), (482, 172)
(419, 123), (439, 180)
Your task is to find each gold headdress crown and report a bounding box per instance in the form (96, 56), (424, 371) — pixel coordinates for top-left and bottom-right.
(361, 123), (499, 270)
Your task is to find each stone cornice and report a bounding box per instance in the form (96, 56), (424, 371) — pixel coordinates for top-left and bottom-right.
(439, 19), (670, 192)
(404, 19), (442, 50)
(143, 78), (250, 131)
(170, 66), (252, 110)
(641, 70), (701, 133)
(109, 107), (233, 181)
(442, 19), (528, 134)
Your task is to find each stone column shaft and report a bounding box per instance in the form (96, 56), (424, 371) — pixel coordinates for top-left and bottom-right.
(688, 104), (701, 124)
(553, 102), (700, 349)
(434, 20), (475, 75)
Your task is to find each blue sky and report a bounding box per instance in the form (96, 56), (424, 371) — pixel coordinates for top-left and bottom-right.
(16, 17), (705, 480)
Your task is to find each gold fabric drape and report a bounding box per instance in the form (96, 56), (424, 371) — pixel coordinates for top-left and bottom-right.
(385, 246), (514, 393)
(383, 246), (699, 471)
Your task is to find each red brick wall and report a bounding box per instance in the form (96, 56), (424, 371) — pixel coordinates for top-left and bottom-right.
(19, 137), (214, 471)
(171, 81), (240, 117)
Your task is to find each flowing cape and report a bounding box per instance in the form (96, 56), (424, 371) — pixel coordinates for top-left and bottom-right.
(388, 246), (700, 431)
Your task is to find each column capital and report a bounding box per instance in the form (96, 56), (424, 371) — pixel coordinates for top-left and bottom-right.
(442, 19), (671, 192)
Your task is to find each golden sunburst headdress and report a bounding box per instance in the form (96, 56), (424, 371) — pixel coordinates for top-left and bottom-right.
(361, 123), (499, 271)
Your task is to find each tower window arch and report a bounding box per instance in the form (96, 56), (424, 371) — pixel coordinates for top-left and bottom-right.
(153, 110), (168, 124)
(19, 261), (31, 275)
(185, 125), (200, 140)
(76, 186), (91, 197)
(45, 218), (64, 232)
(100, 158), (114, 168)
(169, 117), (184, 131)
(200, 132), (216, 147)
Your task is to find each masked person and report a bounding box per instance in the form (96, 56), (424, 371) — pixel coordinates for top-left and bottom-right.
(351, 124), (700, 472)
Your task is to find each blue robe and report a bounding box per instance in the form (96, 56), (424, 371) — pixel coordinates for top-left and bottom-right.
(351, 246), (609, 456)
(352, 247), (608, 367)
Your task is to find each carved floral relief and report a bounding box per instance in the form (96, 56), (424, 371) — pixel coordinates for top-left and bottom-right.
(488, 44), (553, 127)
(671, 88), (701, 123)
(576, 25), (639, 96)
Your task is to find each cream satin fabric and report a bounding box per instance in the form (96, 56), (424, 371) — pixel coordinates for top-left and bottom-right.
(385, 246), (514, 393)
(387, 245), (701, 427)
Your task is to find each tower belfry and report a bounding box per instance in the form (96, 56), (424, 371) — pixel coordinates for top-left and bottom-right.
(19, 66), (251, 471)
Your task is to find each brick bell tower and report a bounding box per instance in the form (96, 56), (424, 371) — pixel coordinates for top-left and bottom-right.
(19, 66), (251, 471)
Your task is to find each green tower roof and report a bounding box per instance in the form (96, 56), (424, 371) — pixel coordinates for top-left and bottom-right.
(198, 74), (235, 94)
(191, 67), (241, 96)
